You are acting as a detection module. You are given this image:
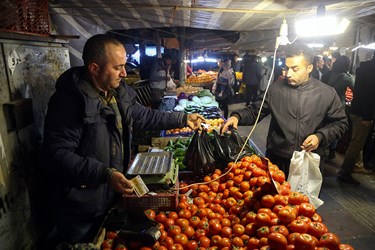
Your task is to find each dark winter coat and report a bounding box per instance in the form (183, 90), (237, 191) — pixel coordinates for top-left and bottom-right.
(327, 72), (354, 105)
(231, 77), (348, 159)
(42, 66), (187, 221)
(242, 54), (262, 86)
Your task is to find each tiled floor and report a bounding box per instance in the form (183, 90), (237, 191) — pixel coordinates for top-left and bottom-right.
(228, 102), (375, 249)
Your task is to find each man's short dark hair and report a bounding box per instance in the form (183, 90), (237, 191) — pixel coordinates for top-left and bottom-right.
(282, 42), (313, 64)
(82, 34), (123, 66)
(332, 51), (341, 60)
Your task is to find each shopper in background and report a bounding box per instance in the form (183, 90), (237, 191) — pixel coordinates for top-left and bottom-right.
(221, 43), (348, 177)
(214, 59), (235, 119)
(337, 51), (375, 185)
(311, 55), (325, 80)
(324, 55), (354, 160)
(242, 50), (262, 106)
(40, 34), (205, 247)
(232, 53), (242, 72)
(149, 53), (179, 109)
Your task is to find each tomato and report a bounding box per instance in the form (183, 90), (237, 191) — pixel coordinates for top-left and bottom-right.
(160, 236), (173, 248)
(288, 192), (304, 205)
(273, 204), (285, 215)
(296, 215), (312, 224)
(155, 212), (167, 224)
(184, 240), (198, 250)
(255, 212), (271, 226)
(209, 219), (222, 235)
(245, 222), (258, 236)
(179, 182), (189, 194)
(168, 225), (181, 238)
(247, 237), (260, 249)
(168, 211), (178, 220)
(261, 194), (275, 208)
(219, 237), (231, 248)
(257, 226), (270, 238)
(268, 232), (288, 250)
(311, 213), (323, 222)
(274, 194), (289, 206)
(169, 243), (184, 250)
(339, 244), (354, 250)
(210, 235), (222, 246)
(174, 233), (188, 246)
(187, 204), (198, 216)
(182, 225), (195, 239)
(194, 228), (206, 239)
(178, 209), (192, 220)
(287, 232), (299, 244)
(289, 219), (308, 233)
(298, 203), (316, 218)
(278, 207), (297, 225)
(294, 233), (318, 250)
(101, 239), (112, 249)
(307, 221), (328, 239)
(272, 170), (286, 183)
(233, 223), (245, 237)
(198, 236), (210, 248)
(164, 218), (175, 230)
(270, 225), (289, 238)
(106, 231), (118, 240)
(231, 236), (244, 247)
(318, 232), (341, 250)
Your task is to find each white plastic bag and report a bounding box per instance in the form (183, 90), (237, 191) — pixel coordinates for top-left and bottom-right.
(166, 78), (176, 91)
(287, 150), (324, 208)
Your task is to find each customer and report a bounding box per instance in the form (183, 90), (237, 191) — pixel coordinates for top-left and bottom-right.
(311, 55), (325, 80)
(214, 59), (235, 119)
(221, 43), (348, 177)
(41, 34), (205, 246)
(149, 53), (178, 109)
(337, 51), (375, 185)
(242, 51), (262, 105)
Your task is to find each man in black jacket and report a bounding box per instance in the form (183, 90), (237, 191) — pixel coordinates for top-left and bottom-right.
(221, 43), (348, 177)
(41, 34), (205, 246)
(337, 51), (375, 185)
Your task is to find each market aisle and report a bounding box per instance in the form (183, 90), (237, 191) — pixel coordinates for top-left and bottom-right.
(228, 102), (375, 249)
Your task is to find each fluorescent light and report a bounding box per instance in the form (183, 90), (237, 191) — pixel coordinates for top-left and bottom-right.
(307, 43), (324, 48)
(261, 57), (267, 63)
(190, 57), (217, 63)
(197, 56), (204, 60)
(352, 43), (375, 51)
(183, 59), (190, 63)
(295, 16), (350, 37)
(237, 58), (243, 61)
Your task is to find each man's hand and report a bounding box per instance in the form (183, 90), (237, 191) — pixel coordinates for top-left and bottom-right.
(220, 116), (239, 135)
(110, 171), (134, 195)
(186, 114), (206, 130)
(301, 134), (320, 152)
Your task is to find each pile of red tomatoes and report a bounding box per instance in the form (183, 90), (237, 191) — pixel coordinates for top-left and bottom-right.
(104, 154), (355, 250)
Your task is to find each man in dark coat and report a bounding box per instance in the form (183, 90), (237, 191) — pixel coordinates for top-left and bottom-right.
(221, 43), (348, 177)
(242, 51), (262, 105)
(337, 51), (375, 185)
(41, 34), (205, 246)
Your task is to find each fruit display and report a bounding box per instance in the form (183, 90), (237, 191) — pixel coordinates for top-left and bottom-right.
(186, 72), (216, 85)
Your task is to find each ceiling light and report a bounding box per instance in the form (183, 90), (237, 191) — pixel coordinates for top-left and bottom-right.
(276, 18), (290, 48)
(352, 43), (375, 51)
(307, 43), (324, 48)
(295, 4), (350, 37)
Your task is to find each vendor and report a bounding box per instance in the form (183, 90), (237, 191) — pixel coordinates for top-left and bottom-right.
(149, 53), (179, 109)
(40, 34), (205, 247)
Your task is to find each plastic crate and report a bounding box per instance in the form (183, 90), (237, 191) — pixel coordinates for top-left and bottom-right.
(121, 183), (179, 212)
(0, 0), (50, 36)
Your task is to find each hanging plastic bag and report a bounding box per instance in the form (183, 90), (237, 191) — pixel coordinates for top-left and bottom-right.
(166, 78), (176, 91)
(287, 150), (324, 209)
(183, 130), (215, 175)
(212, 129), (254, 169)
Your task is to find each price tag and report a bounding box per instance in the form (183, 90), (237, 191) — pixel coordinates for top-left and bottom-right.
(131, 175), (149, 197)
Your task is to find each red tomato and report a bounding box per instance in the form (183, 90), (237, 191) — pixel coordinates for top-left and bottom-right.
(194, 228), (206, 239)
(268, 232), (288, 250)
(298, 203), (316, 218)
(101, 239), (112, 249)
(307, 222), (328, 239)
(288, 192), (304, 205)
(257, 226), (270, 238)
(247, 237), (260, 249)
(189, 216), (201, 229)
(174, 233), (188, 246)
(261, 194), (276, 208)
(278, 207), (297, 225)
(339, 244), (355, 250)
(231, 236), (244, 247)
(272, 170), (286, 183)
(155, 212), (167, 224)
(183, 240), (198, 250)
(289, 219), (309, 233)
(164, 218), (175, 230)
(296, 215), (312, 224)
(106, 231), (118, 240)
(219, 237), (232, 248)
(210, 235), (222, 246)
(294, 233), (318, 250)
(168, 211), (178, 220)
(160, 236), (173, 248)
(318, 232), (341, 250)
(255, 212), (271, 226)
(182, 225), (195, 239)
(311, 213), (323, 222)
(168, 225), (181, 238)
(270, 225), (290, 238)
(178, 209), (192, 220)
(288, 232), (300, 245)
(274, 195), (289, 206)
(198, 236), (210, 248)
(245, 222), (258, 236)
(179, 182), (189, 194)
(233, 223), (245, 237)
(169, 243), (184, 250)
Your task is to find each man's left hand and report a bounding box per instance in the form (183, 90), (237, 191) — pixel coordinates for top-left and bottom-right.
(186, 114), (206, 130)
(301, 134), (320, 152)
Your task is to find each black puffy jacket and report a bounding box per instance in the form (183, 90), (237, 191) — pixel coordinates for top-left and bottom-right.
(42, 67), (186, 221)
(232, 77), (348, 159)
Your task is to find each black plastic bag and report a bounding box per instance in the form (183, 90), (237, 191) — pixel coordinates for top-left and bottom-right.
(212, 129), (255, 168)
(183, 130), (215, 175)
